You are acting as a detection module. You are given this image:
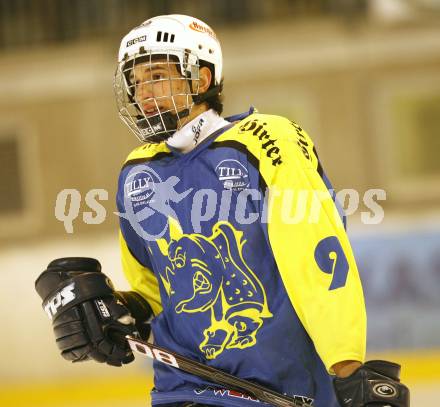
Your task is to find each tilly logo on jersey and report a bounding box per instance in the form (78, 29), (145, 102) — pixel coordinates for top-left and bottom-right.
(124, 168), (162, 207)
(215, 159), (250, 191)
(120, 165), (193, 240)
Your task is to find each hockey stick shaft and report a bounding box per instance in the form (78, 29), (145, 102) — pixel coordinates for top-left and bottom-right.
(126, 335), (312, 407)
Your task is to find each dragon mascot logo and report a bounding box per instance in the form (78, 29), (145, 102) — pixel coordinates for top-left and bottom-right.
(156, 218), (272, 359)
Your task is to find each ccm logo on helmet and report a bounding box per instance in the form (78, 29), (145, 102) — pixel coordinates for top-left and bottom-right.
(127, 35), (147, 47)
(373, 383), (397, 397)
(44, 283), (76, 320)
(189, 21), (217, 40)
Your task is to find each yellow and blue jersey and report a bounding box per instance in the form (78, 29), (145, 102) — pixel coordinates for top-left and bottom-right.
(116, 108), (366, 407)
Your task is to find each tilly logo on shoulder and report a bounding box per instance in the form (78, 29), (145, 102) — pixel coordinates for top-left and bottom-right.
(124, 168), (162, 208)
(215, 159), (250, 191)
(119, 164), (193, 241)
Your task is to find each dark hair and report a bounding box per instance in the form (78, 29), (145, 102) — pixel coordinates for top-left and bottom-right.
(198, 60), (224, 115)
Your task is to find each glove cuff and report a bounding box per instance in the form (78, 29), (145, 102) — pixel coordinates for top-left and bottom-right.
(334, 360), (410, 407)
(116, 291), (153, 339)
(116, 291), (153, 322)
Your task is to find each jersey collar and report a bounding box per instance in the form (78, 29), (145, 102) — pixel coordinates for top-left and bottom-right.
(166, 109), (229, 153)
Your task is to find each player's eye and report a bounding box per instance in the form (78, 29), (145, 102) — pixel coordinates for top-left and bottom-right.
(152, 73), (165, 80)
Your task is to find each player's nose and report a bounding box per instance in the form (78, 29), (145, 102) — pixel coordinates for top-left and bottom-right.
(136, 82), (154, 101)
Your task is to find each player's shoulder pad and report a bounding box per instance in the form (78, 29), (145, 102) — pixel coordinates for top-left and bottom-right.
(124, 142), (171, 166)
(219, 112), (317, 168)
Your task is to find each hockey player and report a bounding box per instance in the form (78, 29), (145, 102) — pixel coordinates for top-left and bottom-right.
(35, 14), (409, 407)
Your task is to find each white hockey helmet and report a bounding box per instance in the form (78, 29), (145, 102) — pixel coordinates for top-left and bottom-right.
(114, 14), (223, 143)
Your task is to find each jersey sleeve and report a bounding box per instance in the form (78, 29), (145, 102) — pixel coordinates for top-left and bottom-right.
(259, 116), (366, 373)
(117, 169), (163, 317)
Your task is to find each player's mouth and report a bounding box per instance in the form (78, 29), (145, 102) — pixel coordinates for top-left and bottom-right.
(142, 104), (163, 117)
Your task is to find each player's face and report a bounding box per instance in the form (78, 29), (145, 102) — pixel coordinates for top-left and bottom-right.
(131, 59), (194, 118)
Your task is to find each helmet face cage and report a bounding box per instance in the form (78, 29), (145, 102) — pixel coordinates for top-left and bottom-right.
(114, 49), (200, 143)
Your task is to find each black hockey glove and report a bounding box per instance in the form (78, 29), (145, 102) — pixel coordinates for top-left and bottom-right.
(333, 360), (410, 407)
(35, 257), (153, 367)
